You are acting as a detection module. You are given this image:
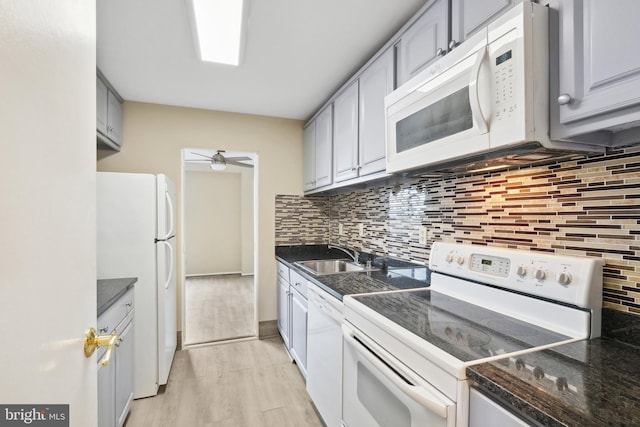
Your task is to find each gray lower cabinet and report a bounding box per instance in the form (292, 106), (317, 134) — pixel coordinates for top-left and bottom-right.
(277, 266), (291, 348)
(97, 70), (123, 151)
(552, 0), (640, 144)
(276, 262), (308, 378)
(98, 288), (134, 427)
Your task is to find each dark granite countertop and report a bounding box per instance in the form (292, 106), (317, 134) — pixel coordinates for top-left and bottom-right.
(467, 308), (640, 426)
(275, 245), (430, 300)
(97, 277), (137, 317)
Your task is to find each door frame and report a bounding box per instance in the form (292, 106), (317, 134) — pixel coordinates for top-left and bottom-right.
(179, 149), (259, 347)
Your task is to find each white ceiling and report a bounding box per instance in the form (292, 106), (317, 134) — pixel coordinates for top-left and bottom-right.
(97, 0), (426, 121)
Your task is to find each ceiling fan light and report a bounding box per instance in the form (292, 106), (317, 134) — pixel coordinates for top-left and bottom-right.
(210, 162), (226, 171)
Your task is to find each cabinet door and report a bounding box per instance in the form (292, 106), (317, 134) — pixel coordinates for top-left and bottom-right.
(359, 47), (394, 177)
(97, 77), (108, 135)
(115, 318), (134, 427)
(277, 274), (290, 348)
(333, 81), (360, 183)
(314, 105), (333, 189)
(451, 0), (519, 43)
(396, 0), (448, 87)
(107, 91), (123, 147)
(303, 122), (316, 191)
(289, 286), (308, 378)
(97, 356), (115, 427)
(558, 0), (640, 125)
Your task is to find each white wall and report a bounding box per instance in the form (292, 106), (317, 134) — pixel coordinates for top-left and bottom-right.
(185, 169), (242, 275)
(0, 1), (97, 423)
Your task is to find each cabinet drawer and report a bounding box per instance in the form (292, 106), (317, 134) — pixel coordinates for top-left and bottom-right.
(277, 261), (289, 282)
(289, 269), (308, 299)
(98, 288), (134, 335)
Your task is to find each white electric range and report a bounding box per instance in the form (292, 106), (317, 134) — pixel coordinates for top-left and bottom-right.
(342, 242), (604, 427)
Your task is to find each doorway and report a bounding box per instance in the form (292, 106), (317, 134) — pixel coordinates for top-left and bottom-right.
(181, 149), (258, 346)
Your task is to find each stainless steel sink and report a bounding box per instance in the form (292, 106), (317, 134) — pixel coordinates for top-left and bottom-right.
(294, 259), (378, 276)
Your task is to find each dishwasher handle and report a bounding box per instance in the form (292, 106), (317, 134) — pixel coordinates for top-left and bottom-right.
(342, 323), (454, 420)
(308, 286), (343, 323)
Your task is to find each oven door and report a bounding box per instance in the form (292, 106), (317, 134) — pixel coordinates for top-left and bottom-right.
(385, 30), (491, 174)
(342, 324), (455, 427)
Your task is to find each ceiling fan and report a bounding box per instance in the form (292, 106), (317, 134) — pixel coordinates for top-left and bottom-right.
(188, 150), (253, 170)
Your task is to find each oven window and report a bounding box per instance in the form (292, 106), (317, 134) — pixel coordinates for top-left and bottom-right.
(396, 87), (473, 153)
(357, 362), (411, 426)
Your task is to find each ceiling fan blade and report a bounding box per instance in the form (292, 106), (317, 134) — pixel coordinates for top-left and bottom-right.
(184, 159), (211, 162)
(190, 152), (214, 160)
(225, 156), (252, 162)
(226, 160), (253, 168)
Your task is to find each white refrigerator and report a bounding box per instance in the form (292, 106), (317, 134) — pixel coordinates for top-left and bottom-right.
(97, 172), (177, 399)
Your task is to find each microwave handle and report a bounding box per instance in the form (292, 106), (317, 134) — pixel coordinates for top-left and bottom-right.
(469, 46), (488, 134)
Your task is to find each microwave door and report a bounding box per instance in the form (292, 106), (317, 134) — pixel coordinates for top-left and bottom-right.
(386, 44), (491, 174)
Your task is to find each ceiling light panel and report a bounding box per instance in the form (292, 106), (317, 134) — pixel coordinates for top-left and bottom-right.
(189, 0), (246, 66)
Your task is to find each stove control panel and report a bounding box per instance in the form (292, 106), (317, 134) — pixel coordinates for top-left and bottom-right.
(469, 254), (511, 278)
(429, 242), (604, 308)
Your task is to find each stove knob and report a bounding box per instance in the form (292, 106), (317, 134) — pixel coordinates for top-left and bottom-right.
(533, 366), (545, 380)
(556, 377), (568, 391)
(515, 358), (525, 371)
(556, 272), (572, 286)
(516, 265), (527, 277)
(456, 256), (465, 265)
(445, 254), (454, 263)
(534, 269), (546, 281)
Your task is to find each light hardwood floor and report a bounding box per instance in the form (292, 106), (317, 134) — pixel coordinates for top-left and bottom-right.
(184, 274), (255, 345)
(124, 338), (323, 427)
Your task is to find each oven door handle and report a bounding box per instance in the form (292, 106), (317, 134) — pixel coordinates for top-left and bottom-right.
(342, 324), (453, 420)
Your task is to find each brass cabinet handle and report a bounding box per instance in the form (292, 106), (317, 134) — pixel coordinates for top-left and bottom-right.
(84, 327), (120, 367)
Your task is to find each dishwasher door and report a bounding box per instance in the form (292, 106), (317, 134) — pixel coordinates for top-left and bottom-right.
(306, 284), (344, 427)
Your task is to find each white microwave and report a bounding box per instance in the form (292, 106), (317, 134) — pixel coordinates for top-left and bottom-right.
(385, 2), (602, 175)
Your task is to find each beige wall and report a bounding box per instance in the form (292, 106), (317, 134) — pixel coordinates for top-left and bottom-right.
(97, 102), (304, 326)
(185, 170), (242, 275)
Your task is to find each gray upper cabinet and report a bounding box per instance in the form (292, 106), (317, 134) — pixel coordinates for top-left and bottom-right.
(304, 105), (333, 191)
(303, 122), (316, 192)
(552, 0), (640, 144)
(314, 105), (333, 189)
(97, 70), (124, 151)
(396, 0), (448, 87)
(451, 0), (520, 43)
(359, 47), (394, 177)
(333, 81), (360, 183)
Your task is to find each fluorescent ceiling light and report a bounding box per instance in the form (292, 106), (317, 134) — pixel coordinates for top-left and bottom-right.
(189, 0), (246, 66)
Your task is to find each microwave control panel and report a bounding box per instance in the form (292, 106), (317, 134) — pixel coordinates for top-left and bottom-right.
(493, 42), (517, 122)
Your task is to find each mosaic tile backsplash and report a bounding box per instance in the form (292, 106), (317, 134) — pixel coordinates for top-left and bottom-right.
(275, 145), (640, 315)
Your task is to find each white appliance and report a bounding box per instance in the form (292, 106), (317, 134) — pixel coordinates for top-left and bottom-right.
(342, 242), (604, 427)
(97, 172), (177, 399)
(385, 2), (605, 175)
(306, 282), (344, 427)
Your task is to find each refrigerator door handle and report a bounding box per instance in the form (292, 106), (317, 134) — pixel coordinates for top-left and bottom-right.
(163, 240), (174, 290)
(164, 190), (175, 239)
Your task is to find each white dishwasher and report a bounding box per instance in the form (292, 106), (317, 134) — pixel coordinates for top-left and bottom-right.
(306, 282), (344, 427)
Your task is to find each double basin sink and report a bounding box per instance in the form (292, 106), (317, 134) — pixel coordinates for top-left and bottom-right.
(295, 259), (379, 276)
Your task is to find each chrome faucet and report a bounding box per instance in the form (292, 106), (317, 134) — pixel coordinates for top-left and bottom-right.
(328, 245), (359, 263)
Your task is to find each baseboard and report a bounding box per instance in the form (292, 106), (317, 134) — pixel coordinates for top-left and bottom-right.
(258, 320), (279, 339)
(185, 271), (242, 277)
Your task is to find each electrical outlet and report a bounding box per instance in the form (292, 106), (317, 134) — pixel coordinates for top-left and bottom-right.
(358, 223), (364, 237)
(339, 223), (344, 235)
(418, 226), (428, 245)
